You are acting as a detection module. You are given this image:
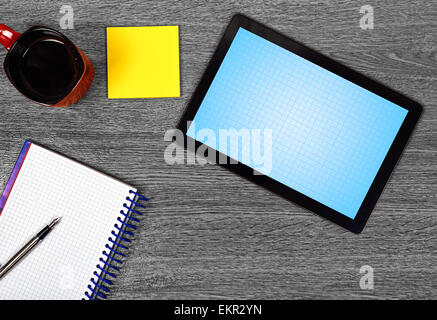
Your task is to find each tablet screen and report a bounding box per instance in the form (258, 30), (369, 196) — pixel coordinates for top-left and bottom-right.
(187, 27), (408, 219)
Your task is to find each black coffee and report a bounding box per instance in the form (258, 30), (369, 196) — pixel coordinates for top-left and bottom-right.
(21, 39), (75, 99)
(4, 26), (84, 105)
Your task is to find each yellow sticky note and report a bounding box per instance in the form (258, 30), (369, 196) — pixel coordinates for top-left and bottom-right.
(106, 26), (180, 98)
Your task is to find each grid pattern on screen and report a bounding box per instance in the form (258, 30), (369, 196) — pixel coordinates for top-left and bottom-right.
(0, 143), (135, 299)
(187, 28), (408, 219)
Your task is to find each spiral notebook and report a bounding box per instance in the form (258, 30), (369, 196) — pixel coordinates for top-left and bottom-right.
(0, 141), (147, 300)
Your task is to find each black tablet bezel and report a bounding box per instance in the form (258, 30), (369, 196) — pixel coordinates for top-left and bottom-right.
(177, 14), (422, 233)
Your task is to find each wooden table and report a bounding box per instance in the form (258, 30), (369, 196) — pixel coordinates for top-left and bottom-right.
(0, 0), (435, 299)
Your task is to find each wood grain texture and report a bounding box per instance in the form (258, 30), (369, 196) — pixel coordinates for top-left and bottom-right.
(0, 0), (435, 299)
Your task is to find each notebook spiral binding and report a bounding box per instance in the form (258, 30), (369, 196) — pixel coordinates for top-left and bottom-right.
(83, 190), (148, 300)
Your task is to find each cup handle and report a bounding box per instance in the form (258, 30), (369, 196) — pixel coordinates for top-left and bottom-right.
(0, 24), (21, 51)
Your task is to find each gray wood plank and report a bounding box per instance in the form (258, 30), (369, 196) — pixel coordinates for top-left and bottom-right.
(0, 0), (435, 299)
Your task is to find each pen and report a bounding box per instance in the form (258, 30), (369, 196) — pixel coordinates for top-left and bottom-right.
(0, 217), (62, 280)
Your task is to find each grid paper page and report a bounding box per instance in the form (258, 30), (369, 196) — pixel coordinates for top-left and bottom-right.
(0, 143), (135, 299)
(187, 28), (408, 219)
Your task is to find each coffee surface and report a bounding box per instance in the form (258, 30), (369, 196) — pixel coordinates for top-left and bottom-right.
(20, 39), (76, 99)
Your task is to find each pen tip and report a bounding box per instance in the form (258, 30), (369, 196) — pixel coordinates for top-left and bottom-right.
(49, 217), (62, 228)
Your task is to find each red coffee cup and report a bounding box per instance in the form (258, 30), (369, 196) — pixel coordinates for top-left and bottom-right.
(0, 24), (94, 107)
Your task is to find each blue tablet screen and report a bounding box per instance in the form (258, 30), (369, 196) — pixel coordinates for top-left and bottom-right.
(187, 27), (407, 219)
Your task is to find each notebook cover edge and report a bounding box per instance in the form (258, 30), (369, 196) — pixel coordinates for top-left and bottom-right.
(0, 140), (32, 216)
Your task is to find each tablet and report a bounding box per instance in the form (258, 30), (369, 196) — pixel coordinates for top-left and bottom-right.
(178, 14), (422, 233)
